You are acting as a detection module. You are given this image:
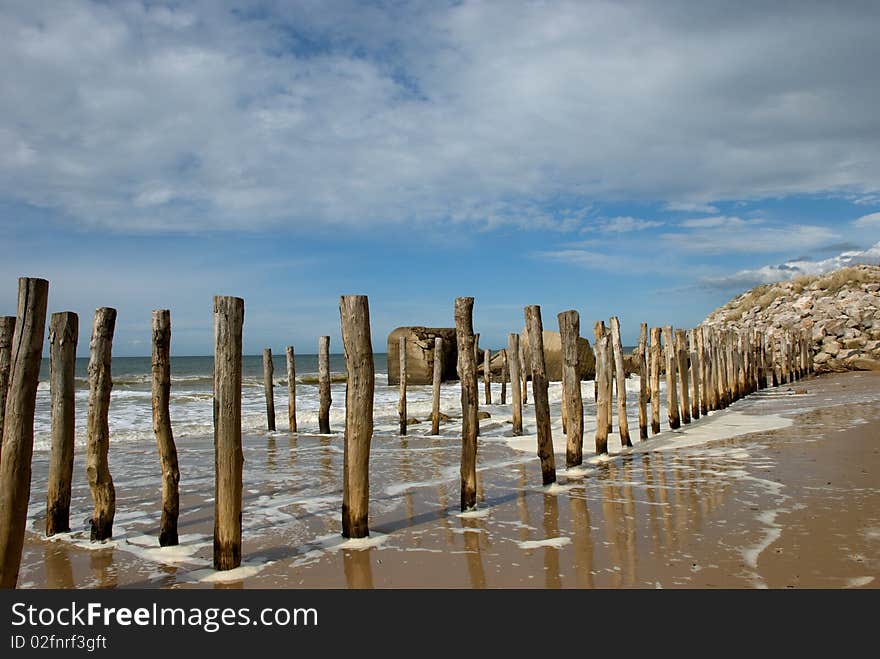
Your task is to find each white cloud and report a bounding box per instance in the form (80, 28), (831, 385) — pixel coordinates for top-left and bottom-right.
(1, 1), (880, 233)
(853, 212), (880, 228)
(664, 202), (719, 214)
(662, 219), (835, 254)
(587, 216), (664, 233)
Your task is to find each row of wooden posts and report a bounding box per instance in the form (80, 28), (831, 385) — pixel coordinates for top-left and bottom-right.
(0, 278), (813, 587)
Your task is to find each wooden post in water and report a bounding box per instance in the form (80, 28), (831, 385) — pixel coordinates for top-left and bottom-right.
(0, 278), (48, 588)
(86, 307), (117, 542)
(213, 296), (244, 570)
(483, 347), (491, 405)
(455, 298), (479, 510)
(398, 336), (407, 435)
(501, 349), (507, 405)
(558, 310), (583, 467)
(318, 336), (331, 434)
(594, 324), (610, 454)
(650, 327), (661, 435)
(675, 329), (690, 424)
(46, 312), (78, 537)
(663, 326), (680, 429)
(339, 295), (374, 538)
(688, 329), (700, 420)
(0, 316), (15, 457)
(151, 310), (179, 546)
(696, 327), (709, 416)
(609, 317), (631, 447)
(263, 348), (276, 431)
(431, 337), (442, 435)
(286, 346), (297, 432)
(525, 305), (556, 484)
(637, 323), (648, 440)
(508, 334), (523, 436)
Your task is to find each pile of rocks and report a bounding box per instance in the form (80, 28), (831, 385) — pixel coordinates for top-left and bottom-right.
(703, 265), (880, 372)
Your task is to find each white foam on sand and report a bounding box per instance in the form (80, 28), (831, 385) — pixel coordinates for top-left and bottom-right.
(517, 537), (571, 550)
(457, 507), (492, 519)
(742, 509), (784, 572)
(845, 576), (875, 588)
(186, 560), (272, 583)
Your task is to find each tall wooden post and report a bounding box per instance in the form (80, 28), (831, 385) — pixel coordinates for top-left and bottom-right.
(525, 305), (556, 485)
(508, 333), (523, 436)
(594, 323), (610, 454)
(609, 317), (631, 447)
(675, 329), (691, 425)
(86, 307), (117, 542)
(455, 298), (478, 510)
(151, 310), (179, 546)
(688, 329), (700, 420)
(558, 310), (583, 467)
(431, 337), (442, 435)
(213, 296), (244, 570)
(501, 349), (508, 405)
(663, 326), (680, 430)
(696, 327), (709, 415)
(339, 295), (374, 538)
(483, 347), (491, 405)
(318, 335), (331, 434)
(650, 327), (661, 435)
(0, 316), (15, 458)
(45, 312), (78, 537)
(262, 348), (276, 431)
(286, 346), (297, 432)
(637, 323), (648, 441)
(398, 336), (407, 435)
(0, 278), (48, 588)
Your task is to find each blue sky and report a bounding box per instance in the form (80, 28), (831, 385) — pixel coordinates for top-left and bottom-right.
(2, 1), (880, 356)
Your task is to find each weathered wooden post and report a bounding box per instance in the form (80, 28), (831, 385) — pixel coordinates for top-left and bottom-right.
(398, 336), (407, 436)
(262, 348), (276, 431)
(696, 327), (709, 415)
(675, 329), (691, 424)
(286, 346), (297, 432)
(520, 337), (528, 404)
(500, 349), (507, 405)
(508, 333), (523, 436)
(525, 305), (556, 485)
(650, 327), (661, 435)
(483, 347), (491, 405)
(0, 278), (48, 588)
(594, 324), (610, 454)
(45, 312), (78, 537)
(318, 336), (331, 434)
(609, 317), (632, 447)
(558, 310), (583, 467)
(431, 337), (442, 435)
(339, 295), (375, 538)
(637, 323), (648, 441)
(151, 310), (179, 546)
(213, 296), (244, 570)
(86, 307), (117, 542)
(0, 316), (15, 456)
(663, 326), (680, 429)
(455, 298), (479, 510)
(688, 329), (700, 420)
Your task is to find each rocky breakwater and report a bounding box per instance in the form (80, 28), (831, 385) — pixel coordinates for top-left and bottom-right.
(703, 265), (880, 373)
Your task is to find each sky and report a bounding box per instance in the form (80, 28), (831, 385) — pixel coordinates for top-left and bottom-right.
(2, 0), (880, 356)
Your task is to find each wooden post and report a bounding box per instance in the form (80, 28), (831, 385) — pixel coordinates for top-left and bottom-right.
(286, 346), (297, 432)
(46, 312), (78, 536)
(609, 317), (631, 447)
(213, 296), (244, 570)
(604, 326), (613, 433)
(431, 337), (442, 435)
(86, 307), (117, 542)
(151, 310), (179, 547)
(318, 335), (331, 434)
(483, 347), (491, 405)
(637, 323), (648, 441)
(520, 337), (528, 404)
(508, 333), (523, 436)
(525, 305), (556, 485)
(696, 327), (709, 415)
(0, 278), (48, 588)
(663, 326), (680, 429)
(594, 323), (610, 454)
(501, 349), (507, 405)
(650, 327), (661, 435)
(263, 348), (276, 431)
(455, 298), (478, 510)
(675, 329), (691, 424)
(398, 336), (407, 435)
(0, 316), (15, 458)
(558, 310), (583, 467)
(688, 329), (700, 420)
(339, 295), (374, 538)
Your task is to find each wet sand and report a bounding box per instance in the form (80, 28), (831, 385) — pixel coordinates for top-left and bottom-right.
(16, 372), (880, 589)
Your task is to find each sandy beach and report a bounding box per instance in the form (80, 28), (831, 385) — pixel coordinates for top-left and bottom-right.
(14, 370), (880, 589)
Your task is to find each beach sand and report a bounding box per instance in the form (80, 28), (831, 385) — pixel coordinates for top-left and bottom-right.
(15, 371), (880, 589)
